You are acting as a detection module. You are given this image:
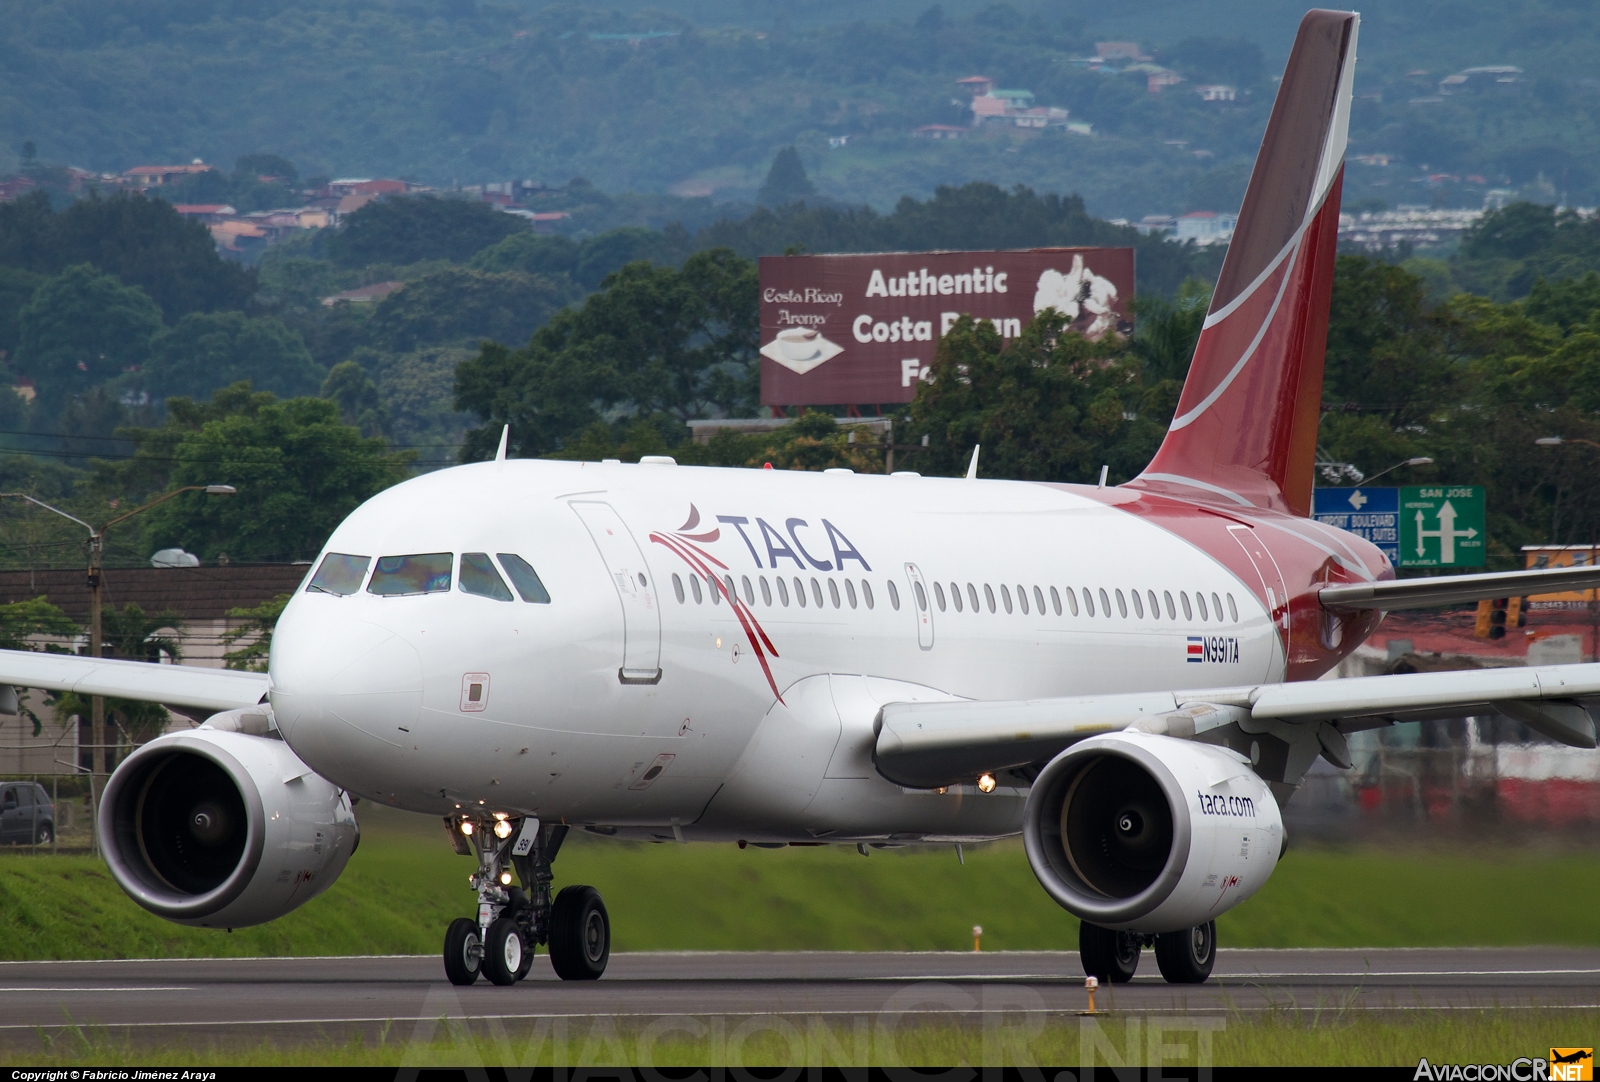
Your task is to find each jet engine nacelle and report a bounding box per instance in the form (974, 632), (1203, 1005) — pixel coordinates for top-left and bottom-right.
(100, 721), (358, 928)
(1022, 731), (1282, 932)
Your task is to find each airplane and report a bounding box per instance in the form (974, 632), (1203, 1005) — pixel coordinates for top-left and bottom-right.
(4, 8), (1599, 989)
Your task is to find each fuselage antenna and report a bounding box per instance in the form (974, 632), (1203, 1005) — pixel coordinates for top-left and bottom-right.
(966, 444), (980, 481)
(494, 425), (510, 467)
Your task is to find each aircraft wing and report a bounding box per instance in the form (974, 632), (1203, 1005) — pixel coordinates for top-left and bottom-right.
(1319, 563), (1600, 611)
(0, 648), (270, 717)
(874, 663), (1600, 789)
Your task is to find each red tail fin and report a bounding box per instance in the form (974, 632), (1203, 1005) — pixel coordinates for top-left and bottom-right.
(1131, 10), (1358, 518)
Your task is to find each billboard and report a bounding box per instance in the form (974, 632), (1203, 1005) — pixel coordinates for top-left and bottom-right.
(759, 247), (1135, 406)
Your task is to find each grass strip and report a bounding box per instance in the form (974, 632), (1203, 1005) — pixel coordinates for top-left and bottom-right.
(9, 1009), (1597, 1067)
(1, 803), (1597, 959)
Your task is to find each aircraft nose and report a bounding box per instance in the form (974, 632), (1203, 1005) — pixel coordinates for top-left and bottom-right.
(270, 613), (423, 776)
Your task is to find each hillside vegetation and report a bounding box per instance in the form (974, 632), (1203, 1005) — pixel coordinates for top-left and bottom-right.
(3, 1), (1599, 216)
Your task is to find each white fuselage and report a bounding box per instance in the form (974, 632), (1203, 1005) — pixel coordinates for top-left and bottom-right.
(268, 458), (1287, 843)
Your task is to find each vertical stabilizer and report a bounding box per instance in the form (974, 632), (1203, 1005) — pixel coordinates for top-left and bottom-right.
(1131, 10), (1358, 517)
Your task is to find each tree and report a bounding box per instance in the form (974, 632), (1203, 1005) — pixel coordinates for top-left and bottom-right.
(470, 232), (579, 279)
(904, 309), (1163, 484)
(14, 263), (163, 413)
(757, 147), (817, 208)
(0, 191), (254, 321)
(140, 310), (324, 403)
(321, 359), (390, 436)
(1130, 277), (1210, 384)
(455, 248), (758, 460)
(0, 265), (45, 359)
(0, 597), (77, 651)
(327, 196), (529, 268)
(222, 593), (289, 672)
(107, 383), (414, 562)
(366, 267), (577, 353)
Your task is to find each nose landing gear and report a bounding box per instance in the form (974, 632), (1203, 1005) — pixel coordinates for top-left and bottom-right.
(440, 814), (612, 986)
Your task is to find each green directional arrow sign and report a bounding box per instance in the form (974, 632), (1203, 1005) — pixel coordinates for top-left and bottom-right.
(1399, 485), (1486, 567)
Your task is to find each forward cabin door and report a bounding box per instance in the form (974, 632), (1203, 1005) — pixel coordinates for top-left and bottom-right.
(571, 502), (663, 685)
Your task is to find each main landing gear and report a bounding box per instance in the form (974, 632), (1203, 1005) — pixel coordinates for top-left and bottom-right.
(1079, 920), (1216, 985)
(440, 814), (611, 986)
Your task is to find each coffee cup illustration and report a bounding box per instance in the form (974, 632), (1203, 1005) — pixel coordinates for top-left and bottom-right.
(761, 326), (844, 375)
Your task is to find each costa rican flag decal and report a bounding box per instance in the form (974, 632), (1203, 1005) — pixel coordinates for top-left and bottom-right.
(1187, 636), (1204, 663)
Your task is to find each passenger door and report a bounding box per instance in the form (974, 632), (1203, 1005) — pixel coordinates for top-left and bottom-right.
(571, 501), (663, 684)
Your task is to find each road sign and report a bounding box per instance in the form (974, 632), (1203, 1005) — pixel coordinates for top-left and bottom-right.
(1399, 485), (1485, 567)
(1313, 487), (1399, 563)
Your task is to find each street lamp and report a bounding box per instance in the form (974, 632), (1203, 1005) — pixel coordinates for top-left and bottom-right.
(1359, 456), (1435, 485)
(1536, 436), (1600, 450)
(0, 484), (236, 850)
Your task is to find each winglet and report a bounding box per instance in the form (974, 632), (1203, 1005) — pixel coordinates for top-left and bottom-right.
(965, 445), (980, 481)
(494, 424), (509, 465)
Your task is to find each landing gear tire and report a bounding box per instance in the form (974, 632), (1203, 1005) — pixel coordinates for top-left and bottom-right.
(443, 917), (482, 986)
(1154, 920), (1216, 984)
(483, 917), (525, 986)
(515, 938), (536, 981)
(549, 885), (610, 981)
(1079, 922), (1140, 983)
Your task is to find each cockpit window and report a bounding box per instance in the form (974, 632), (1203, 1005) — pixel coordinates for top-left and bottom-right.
(307, 553), (370, 596)
(459, 552), (513, 601)
(367, 553), (453, 596)
(497, 553), (551, 604)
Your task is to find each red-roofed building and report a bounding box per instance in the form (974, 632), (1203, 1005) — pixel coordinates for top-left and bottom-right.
(172, 204), (237, 222)
(955, 75), (994, 96)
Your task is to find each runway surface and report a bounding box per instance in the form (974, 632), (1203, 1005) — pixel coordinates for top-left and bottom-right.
(0, 948), (1595, 1045)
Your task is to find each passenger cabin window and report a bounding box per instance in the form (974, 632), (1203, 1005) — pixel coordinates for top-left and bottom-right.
(307, 553), (370, 596)
(984, 584), (996, 613)
(1050, 586), (1062, 616)
(761, 577), (773, 606)
(1130, 589), (1144, 618)
(829, 579), (841, 608)
(497, 553), (552, 603)
(1196, 592), (1209, 620)
(1034, 586), (1046, 615)
(888, 581), (901, 610)
(368, 553), (453, 596)
(933, 582), (946, 611)
(968, 584), (980, 612)
(1148, 590), (1160, 619)
(1212, 592), (1224, 621)
(862, 581), (875, 609)
(743, 576), (756, 605)
(846, 579), (858, 608)
(1081, 588), (1094, 617)
(1164, 591), (1177, 619)
(1015, 585), (1027, 614)
(1227, 593), (1239, 622)
(1098, 588), (1111, 617)
(794, 577), (807, 607)
(1064, 587), (1078, 616)
(777, 577), (790, 606)
(950, 582), (963, 612)
(691, 575), (704, 603)
(672, 573), (686, 603)
(460, 552), (513, 601)
(1180, 592), (1193, 620)
(1115, 589), (1128, 618)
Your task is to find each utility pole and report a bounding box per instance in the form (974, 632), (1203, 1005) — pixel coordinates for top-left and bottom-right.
(0, 485), (237, 854)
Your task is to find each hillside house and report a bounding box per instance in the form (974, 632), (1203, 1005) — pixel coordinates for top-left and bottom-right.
(955, 75), (994, 96)
(1175, 211), (1237, 244)
(1147, 70), (1185, 94)
(1095, 42), (1149, 61)
(1195, 84), (1237, 102)
(172, 204), (237, 222)
(322, 281), (405, 307)
(123, 161), (216, 187)
(913, 125), (967, 139)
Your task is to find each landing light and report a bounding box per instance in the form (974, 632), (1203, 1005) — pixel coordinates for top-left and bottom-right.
(459, 820), (474, 836)
(493, 819), (514, 839)
(977, 773), (997, 793)
(500, 871), (513, 886)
